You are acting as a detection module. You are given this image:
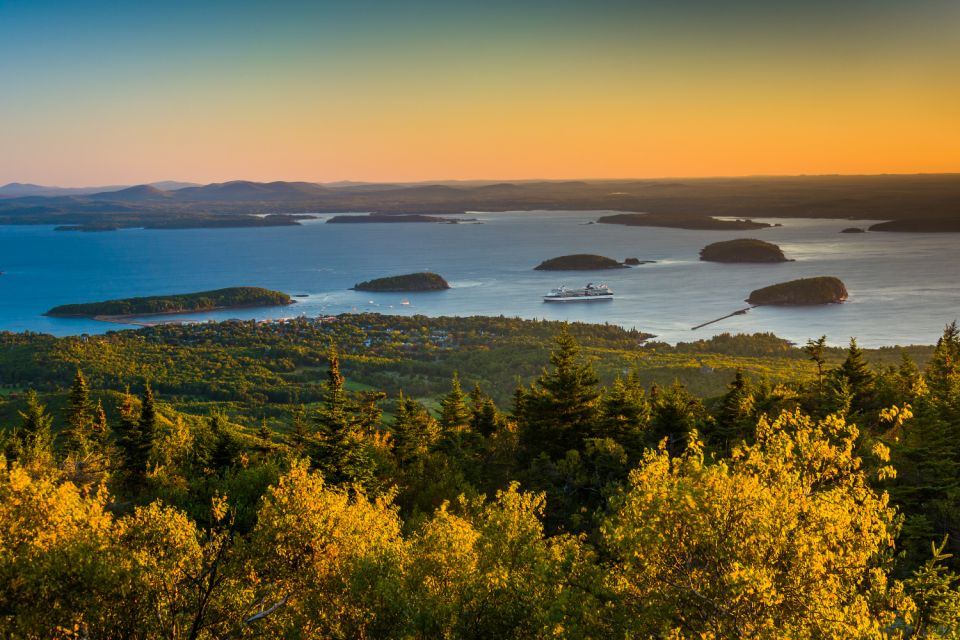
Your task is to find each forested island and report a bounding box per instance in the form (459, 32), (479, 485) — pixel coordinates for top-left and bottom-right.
(747, 276), (849, 305)
(534, 254), (626, 270)
(352, 272), (450, 291)
(1, 313), (960, 637)
(699, 238), (789, 263)
(596, 212), (772, 230)
(869, 218), (960, 232)
(45, 286), (294, 318)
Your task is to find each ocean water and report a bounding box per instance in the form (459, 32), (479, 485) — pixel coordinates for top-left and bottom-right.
(0, 211), (957, 347)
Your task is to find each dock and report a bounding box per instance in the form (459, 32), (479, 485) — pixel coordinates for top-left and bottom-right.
(691, 306), (754, 331)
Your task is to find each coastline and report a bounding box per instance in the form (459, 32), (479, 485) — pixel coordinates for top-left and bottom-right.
(51, 300), (298, 326)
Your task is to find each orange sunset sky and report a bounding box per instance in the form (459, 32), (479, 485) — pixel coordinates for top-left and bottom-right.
(2, 0), (959, 186)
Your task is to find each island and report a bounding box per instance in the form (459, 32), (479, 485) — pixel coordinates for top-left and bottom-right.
(623, 257), (655, 266)
(327, 214), (462, 224)
(746, 277), (848, 306)
(534, 254), (627, 271)
(353, 272), (451, 292)
(596, 213), (772, 231)
(699, 239), (789, 263)
(868, 219), (960, 233)
(45, 287), (294, 318)
(840, 227), (866, 234)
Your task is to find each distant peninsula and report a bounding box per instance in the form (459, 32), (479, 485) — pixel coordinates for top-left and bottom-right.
(868, 219), (960, 233)
(596, 213), (772, 231)
(46, 287), (294, 318)
(534, 254), (627, 271)
(746, 277), (848, 306)
(327, 214), (463, 224)
(700, 239), (789, 263)
(353, 272), (450, 292)
(54, 214), (311, 232)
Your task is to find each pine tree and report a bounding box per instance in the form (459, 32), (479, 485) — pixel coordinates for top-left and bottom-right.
(804, 336), (828, 397)
(519, 326), (601, 460)
(62, 369), (94, 455)
(17, 390), (54, 460)
(391, 392), (438, 468)
(89, 400), (109, 453)
(256, 419), (274, 454)
(594, 372), (650, 459)
(649, 381), (704, 455)
(711, 370), (755, 454)
(208, 410), (235, 470)
(137, 383), (158, 469)
(313, 347), (373, 487)
(288, 404), (310, 454)
(468, 383), (499, 437)
(115, 387), (153, 478)
(838, 338), (875, 413)
(439, 372), (472, 432)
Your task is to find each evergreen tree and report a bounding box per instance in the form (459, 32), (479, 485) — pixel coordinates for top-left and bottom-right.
(649, 381), (704, 455)
(519, 326), (600, 460)
(711, 370), (755, 454)
(207, 410), (236, 470)
(288, 404), (310, 454)
(313, 348), (373, 487)
(62, 369), (93, 455)
(391, 392), (438, 468)
(838, 338), (876, 412)
(439, 372), (472, 432)
(17, 390), (54, 460)
(468, 383), (499, 438)
(804, 335), (828, 397)
(89, 400), (109, 453)
(115, 387), (152, 478)
(594, 371), (650, 459)
(256, 419), (274, 454)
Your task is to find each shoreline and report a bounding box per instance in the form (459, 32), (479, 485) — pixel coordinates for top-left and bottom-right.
(48, 300), (297, 326)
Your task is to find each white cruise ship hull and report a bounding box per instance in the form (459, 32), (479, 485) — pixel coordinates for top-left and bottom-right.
(543, 295), (614, 302)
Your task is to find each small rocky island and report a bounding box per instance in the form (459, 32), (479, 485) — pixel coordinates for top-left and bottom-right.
(747, 277), (848, 306)
(353, 272), (450, 292)
(840, 227), (866, 234)
(534, 254), (627, 271)
(596, 213), (772, 231)
(700, 239), (789, 263)
(46, 287), (294, 318)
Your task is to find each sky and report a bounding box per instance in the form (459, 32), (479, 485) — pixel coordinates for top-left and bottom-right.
(1, 0), (958, 186)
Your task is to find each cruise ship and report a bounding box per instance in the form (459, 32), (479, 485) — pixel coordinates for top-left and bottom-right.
(543, 282), (614, 302)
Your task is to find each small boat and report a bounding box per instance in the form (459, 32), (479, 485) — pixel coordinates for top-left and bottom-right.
(543, 283), (614, 302)
(400, 299), (411, 306)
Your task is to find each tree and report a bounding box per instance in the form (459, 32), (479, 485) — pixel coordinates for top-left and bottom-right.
(468, 383), (499, 438)
(391, 392), (438, 469)
(804, 335), (828, 397)
(649, 381), (704, 455)
(519, 326), (600, 460)
(438, 372), (472, 433)
(62, 369), (94, 455)
(838, 338), (876, 413)
(313, 348), (374, 487)
(603, 410), (910, 637)
(16, 390), (54, 464)
(710, 370), (755, 454)
(115, 387), (151, 479)
(90, 400), (110, 453)
(594, 371), (650, 459)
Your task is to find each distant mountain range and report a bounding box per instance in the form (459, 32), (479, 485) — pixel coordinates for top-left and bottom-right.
(0, 181), (200, 198)
(0, 175), (958, 230)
